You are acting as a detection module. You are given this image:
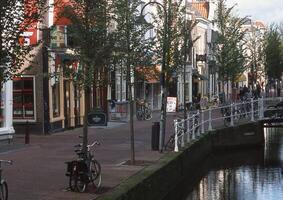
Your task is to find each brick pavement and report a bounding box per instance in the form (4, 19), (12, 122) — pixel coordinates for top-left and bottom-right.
(0, 112), (177, 200)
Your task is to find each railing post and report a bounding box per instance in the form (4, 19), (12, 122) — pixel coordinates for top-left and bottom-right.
(201, 110), (205, 134)
(251, 98), (255, 122)
(230, 103), (234, 126)
(174, 119), (179, 152)
(197, 110), (200, 137)
(258, 98), (262, 120)
(187, 114), (190, 143)
(208, 107), (212, 131)
(181, 120), (185, 148)
(261, 97), (264, 119)
(192, 115), (195, 140)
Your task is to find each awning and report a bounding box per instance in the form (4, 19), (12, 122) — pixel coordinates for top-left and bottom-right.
(235, 74), (246, 82)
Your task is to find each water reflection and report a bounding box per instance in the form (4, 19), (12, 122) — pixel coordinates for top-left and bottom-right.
(185, 128), (283, 200)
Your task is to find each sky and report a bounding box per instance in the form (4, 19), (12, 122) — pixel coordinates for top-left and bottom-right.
(226, 0), (283, 25)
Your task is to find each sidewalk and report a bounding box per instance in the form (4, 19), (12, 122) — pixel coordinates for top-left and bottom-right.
(0, 112), (177, 200)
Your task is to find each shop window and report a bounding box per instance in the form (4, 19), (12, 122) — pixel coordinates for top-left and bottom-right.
(13, 77), (35, 120)
(52, 82), (60, 118)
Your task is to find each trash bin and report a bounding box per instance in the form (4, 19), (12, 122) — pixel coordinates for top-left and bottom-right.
(152, 122), (160, 151)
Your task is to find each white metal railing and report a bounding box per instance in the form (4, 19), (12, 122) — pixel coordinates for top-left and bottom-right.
(173, 96), (283, 152)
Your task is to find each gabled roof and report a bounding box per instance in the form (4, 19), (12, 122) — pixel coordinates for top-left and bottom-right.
(189, 2), (209, 19)
(255, 21), (265, 29)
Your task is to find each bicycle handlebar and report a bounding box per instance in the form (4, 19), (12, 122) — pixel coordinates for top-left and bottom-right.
(0, 160), (13, 165)
(74, 141), (100, 150)
(88, 141), (100, 148)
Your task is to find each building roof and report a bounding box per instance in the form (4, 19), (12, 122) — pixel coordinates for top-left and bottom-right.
(189, 2), (209, 19)
(255, 21), (266, 29)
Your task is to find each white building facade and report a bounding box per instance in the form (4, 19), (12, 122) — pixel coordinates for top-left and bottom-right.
(0, 81), (15, 140)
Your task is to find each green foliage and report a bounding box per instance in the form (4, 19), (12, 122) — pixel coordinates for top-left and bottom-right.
(0, 0), (47, 84)
(244, 23), (265, 87)
(110, 0), (154, 82)
(60, 0), (112, 88)
(264, 24), (283, 80)
(151, 0), (198, 83)
(214, 0), (247, 83)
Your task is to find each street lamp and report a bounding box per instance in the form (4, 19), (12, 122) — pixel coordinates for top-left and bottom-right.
(183, 0), (189, 128)
(140, 1), (168, 152)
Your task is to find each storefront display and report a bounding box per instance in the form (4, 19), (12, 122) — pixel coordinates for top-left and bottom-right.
(13, 77), (35, 121)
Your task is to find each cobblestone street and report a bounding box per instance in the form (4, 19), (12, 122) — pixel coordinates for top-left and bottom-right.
(0, 112), (176, 200)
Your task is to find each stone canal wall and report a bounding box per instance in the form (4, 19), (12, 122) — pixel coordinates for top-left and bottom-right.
(97, 122), (264, 200)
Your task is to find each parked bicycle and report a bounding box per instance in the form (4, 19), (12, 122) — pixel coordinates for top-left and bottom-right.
(165, 111), (200, 150)
(65, 141), (101, 193)
(0, 160), (12, 200)
(221, 104), (241, 127)
(136, 99), (152, 120)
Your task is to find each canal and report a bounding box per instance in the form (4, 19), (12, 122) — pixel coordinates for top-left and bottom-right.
(166, 128), (283, 200)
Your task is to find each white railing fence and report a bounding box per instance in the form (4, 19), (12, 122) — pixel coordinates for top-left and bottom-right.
(173, 96), (283, 152)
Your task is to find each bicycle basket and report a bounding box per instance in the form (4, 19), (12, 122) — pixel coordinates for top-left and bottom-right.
(65, 160), (88, 176)
(65, 161), (77, 176)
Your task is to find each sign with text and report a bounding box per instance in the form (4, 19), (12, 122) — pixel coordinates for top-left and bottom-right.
(87, 111), (107, 126)
(166, 97), (177, 112)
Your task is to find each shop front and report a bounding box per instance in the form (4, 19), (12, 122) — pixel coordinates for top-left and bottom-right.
(0, 80), (15, 141)
(48, 52), (85, 132)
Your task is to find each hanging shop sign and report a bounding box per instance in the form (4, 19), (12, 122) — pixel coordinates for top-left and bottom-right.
(87, 110), (107, 126)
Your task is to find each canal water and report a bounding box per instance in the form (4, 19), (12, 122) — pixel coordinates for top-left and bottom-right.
(167, 128), (283, 200)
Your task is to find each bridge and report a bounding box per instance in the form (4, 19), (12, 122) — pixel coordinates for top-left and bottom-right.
(173, 96), (283, 152)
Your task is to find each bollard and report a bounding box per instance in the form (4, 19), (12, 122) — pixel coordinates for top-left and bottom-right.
(25, 120), (30, 144)
(201, 110), (205, 134)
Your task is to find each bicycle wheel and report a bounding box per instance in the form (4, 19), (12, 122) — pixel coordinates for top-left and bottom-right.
(144, 108), (152, 120)
(69, 165), (77, 192)
(164, 136), (174, 150)
(223, 115), (230, 127)
(76, 173), (87, 193)
(136, 110), (143, 120)
(90, 159), (102, 191)
(233, 110), (240, 125)
(0, 181), (8, 200)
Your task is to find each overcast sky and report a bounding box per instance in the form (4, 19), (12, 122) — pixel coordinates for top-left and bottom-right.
(226, 0), (283, 25)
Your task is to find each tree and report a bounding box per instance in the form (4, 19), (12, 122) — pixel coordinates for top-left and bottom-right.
(60, 0), (112, 154)
(150, 0), (198, 151)
(214, 0), (247, 100)
(244, 22), (265, 90)
(0, 0), (47, 84)
(110, 0), (153, 164)
(264, 24), (283, 81)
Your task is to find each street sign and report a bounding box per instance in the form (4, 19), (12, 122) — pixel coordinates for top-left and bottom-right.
(166, 97), (177, 112)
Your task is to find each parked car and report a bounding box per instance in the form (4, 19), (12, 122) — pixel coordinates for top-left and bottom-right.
(264, 101), (283, 118)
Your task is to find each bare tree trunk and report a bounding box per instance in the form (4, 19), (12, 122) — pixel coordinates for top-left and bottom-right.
(126, 0), (135, 165)
(83, 86), (90, 155)
(128, 82), (135, 165)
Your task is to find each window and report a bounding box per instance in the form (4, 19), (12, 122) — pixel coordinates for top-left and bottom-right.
(52, 82), (60, 118)
(115, 68), (126, 102)
(13, 77), (35, 120)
